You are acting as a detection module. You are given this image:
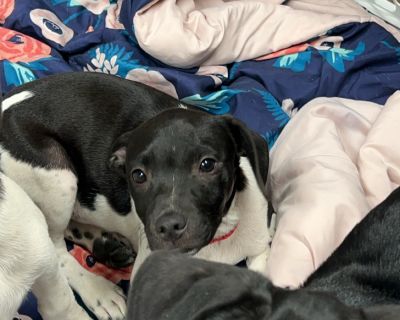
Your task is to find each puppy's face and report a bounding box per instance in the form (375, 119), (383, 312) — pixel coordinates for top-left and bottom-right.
(110, 108), (268, 252)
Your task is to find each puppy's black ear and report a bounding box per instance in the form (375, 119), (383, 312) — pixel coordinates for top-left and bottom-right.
(222, 116), (269, 198)
(109, 131), (131, 177)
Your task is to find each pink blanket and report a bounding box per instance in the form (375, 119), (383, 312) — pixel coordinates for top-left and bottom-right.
(133, 0), (399, 68)
(266, 91), (400, 288)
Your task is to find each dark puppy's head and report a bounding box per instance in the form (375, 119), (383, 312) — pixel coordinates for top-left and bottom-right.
(110, 108), (268, 252)
(127, 251), (400, 320)
(127, 251), (273, 320)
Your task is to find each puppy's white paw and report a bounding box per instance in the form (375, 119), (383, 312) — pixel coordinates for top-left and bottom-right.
(76, 272), (126, 320)
(247, 248), (270, 276)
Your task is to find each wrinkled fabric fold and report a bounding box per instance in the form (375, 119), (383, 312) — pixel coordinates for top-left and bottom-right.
(133, 0), (399, 68)
(266, 92), (400, 288)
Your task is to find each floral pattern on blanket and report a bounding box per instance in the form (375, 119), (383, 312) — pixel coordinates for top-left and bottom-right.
(382, 40), (400, 64)
(1, 1), (400, 145)
(1, 1), (400, 319)
(272, 41), (365, 73)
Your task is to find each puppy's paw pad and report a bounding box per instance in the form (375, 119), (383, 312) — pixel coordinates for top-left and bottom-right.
(92, 233), (136, 268)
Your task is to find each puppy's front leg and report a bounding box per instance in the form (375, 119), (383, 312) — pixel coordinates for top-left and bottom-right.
(0, 173), (89, 320)
(45, 181), (127, 319)
(1, 163), (126, 320)
(55, 243), (127, 319)
(32, 247), (91, 320)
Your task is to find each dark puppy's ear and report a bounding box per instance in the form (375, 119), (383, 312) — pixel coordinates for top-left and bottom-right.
(109, 131), (132, 177)
(222, 116), (269, 198)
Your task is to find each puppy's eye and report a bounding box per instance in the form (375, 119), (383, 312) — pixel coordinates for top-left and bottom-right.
(132, 169), (147, 184)
(200, 158), (216, 173)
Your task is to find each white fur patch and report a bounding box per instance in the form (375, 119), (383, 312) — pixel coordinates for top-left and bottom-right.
(0, 148), (126, 319)
(0, 173), (89, 320)
(1, 91), (34, 112)
(0, 147), (78, 236)
(178, 103), (188, 109)
(0, 173), (50, 318)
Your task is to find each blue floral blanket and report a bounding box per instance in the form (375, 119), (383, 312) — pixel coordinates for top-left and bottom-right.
(1, 0), (400, 319)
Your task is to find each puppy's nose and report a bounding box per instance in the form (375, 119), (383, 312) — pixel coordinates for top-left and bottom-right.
(155, 212), (187, 242)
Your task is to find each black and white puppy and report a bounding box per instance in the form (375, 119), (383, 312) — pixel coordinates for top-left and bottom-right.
(127, 187), (400, 320)
(0, 72), (271, 319)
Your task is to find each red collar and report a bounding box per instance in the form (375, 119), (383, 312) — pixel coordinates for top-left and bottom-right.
(210, 225), (238, 244)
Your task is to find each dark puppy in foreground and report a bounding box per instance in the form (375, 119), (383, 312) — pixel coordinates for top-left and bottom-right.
(128, 187), (400, 319)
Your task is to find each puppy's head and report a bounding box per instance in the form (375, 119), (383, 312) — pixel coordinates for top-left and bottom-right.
(109, 108), (268, 251)
(127, 252), (400, 320)
(127, 251), (273, 320)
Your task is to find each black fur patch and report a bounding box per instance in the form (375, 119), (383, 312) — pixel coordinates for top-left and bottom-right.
(71, 228), (82, 240)
(84, 231), (94, 240)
